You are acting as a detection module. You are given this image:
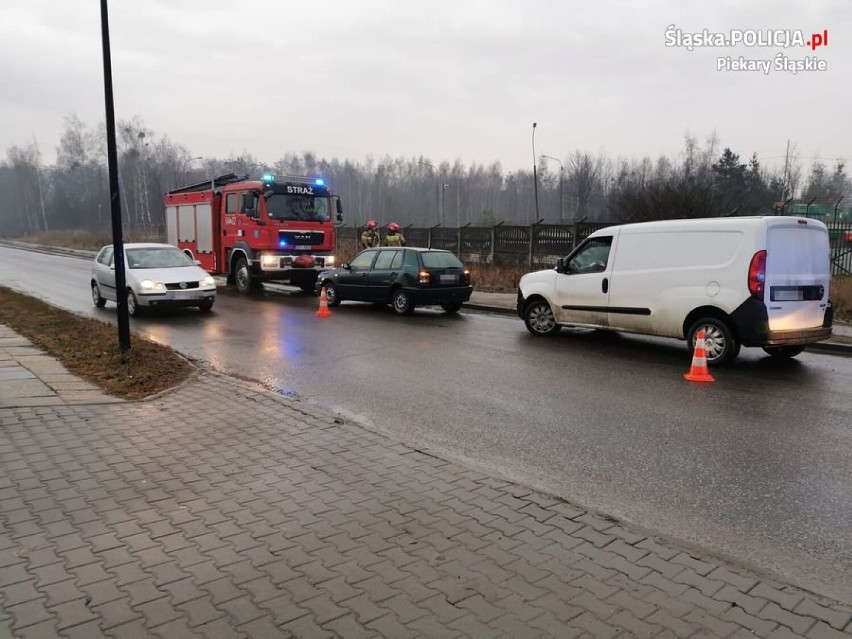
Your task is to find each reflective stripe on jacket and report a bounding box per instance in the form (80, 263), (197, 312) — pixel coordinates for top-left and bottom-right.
(385, 233), (405, 247)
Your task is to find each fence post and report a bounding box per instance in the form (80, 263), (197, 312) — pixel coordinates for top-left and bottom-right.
(572, 216), (588, 250)
(491, 222), (502, 265)
(529, 218), (544, 269)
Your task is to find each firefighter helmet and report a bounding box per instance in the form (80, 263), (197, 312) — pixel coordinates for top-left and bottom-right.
(366, 220), (377, 229)
(388, 222), (400, 232)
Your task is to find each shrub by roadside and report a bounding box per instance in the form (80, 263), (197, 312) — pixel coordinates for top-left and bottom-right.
(833, 276), (852, 322)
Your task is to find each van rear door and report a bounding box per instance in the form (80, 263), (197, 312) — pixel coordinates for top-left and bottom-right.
(764, 219), (830, 331)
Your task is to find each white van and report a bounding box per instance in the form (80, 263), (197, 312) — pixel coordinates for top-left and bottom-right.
(516, 216), (833, 365)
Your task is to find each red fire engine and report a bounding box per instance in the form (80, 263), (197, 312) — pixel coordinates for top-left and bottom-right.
(164, 173), (343, 293)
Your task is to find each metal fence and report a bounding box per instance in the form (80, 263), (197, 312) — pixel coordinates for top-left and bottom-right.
(827, 222), (852, 276)
(336, 221), (614, 269)
(338, 219), (852, 276)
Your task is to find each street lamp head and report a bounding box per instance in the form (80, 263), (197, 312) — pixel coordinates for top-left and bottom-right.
(533, 122), (537, 128)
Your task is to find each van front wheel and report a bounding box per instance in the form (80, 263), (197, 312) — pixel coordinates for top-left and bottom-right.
(524, 299), (560, 336)
(687, 318), (740, 366)
(762, 345), (805, 359)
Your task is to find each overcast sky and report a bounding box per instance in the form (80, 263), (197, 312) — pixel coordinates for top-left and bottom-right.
(0, 0), (848, 173)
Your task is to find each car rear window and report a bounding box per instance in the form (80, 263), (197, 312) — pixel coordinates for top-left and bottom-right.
(421, 252), (464, 268)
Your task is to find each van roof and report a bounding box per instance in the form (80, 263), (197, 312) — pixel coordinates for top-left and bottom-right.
(591, 215), (826, 236)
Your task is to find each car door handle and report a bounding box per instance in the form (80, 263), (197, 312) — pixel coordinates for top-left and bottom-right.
(602, 277), (609, 294)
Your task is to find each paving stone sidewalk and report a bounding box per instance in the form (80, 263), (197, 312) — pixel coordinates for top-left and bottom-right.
(1, 344), (851, 637)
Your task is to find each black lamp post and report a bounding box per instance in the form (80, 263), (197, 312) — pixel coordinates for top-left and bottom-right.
(532, 123), (540, 223)
(100, 0), (130, 353)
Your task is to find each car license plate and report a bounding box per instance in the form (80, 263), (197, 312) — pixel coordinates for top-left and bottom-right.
(173, 291), (199, 300)
(774, 289), (802, 301)
(440, 274), (458, 284)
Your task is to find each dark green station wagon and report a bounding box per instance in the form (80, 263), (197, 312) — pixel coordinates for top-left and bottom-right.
(314, 247), (473, 315)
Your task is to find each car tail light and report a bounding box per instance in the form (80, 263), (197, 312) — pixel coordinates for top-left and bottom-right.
(463, 269), (471, 284)
(748, 250), (766, 299)
(418, 271), (430, 285)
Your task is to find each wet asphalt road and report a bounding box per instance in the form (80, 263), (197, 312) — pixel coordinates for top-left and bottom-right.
(1, 245), (851, 602)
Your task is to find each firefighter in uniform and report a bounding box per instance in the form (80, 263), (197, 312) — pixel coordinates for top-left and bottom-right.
(384, 222), (405, 247)
(360, 220), (380, 249)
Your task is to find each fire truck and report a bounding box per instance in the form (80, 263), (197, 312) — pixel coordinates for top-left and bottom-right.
(164, 173), (343, 293)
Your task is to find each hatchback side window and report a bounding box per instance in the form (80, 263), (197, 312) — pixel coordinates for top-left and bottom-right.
(373, 250), (396, 270)
(567, 237), (612, 274)
(390, 250), (403, 270)
(98, 247), (113, 266)
(349, 250), (377, 270)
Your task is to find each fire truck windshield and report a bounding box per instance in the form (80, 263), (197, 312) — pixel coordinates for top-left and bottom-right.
(266, 194), (330, 222)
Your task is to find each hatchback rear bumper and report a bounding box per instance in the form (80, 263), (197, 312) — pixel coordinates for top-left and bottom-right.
(411, 286), (473, 306)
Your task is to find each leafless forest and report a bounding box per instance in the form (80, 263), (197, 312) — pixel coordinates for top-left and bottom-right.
(1, 115), (849, 238)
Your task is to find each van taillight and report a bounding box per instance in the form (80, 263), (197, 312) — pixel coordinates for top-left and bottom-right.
(748, 250), (766, 298)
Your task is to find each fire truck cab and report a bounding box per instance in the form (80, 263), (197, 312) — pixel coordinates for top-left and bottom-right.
(165, 173), (342, 293)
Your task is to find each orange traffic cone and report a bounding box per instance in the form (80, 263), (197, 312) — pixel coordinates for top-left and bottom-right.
(316, 287), (332, 318)
(684, 329), (714, 382)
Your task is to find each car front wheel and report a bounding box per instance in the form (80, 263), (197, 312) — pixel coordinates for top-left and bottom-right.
(322, 282), (341, 307)
(127, 290), (140, 317)
(391, 289), (414, 315)
(524, 298), (560, 336)
(687, 317), (740, 366)
(198, 300), (214, 313)
(91, 282), (106, 308)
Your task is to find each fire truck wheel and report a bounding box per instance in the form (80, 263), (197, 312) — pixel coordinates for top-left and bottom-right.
(234, 257), (255, 294)
(299, 282), (315, 294)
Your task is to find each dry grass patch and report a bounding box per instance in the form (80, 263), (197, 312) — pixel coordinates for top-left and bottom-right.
(0, 286), (193, 399)
(14, 228), (163, 252)
(832, 276), (851, 322)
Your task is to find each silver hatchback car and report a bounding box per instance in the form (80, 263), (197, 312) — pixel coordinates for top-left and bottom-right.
(91, 243), (216, 316)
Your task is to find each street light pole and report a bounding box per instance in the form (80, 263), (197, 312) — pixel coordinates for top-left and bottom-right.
(100, 0), (130, 353)
(543, 155), (564, 222)
(181, 156), (202, 185)
(418, 160), (440, 224)
(532, 123), (540, 223)
(441, 184), (451, 226)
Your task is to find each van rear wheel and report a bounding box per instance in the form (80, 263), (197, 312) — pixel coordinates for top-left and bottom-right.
(687, 317), (740, 366)
(762, 345), (805, 359)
